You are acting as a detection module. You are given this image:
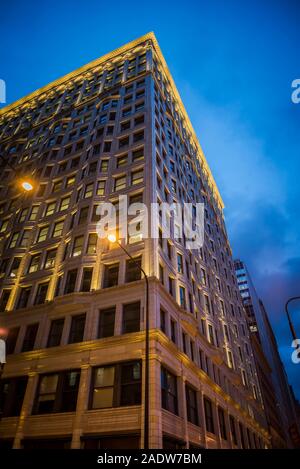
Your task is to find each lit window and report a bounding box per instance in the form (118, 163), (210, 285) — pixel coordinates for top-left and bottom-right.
(53, 221), (64, 238)
(37, 226), (49, 243)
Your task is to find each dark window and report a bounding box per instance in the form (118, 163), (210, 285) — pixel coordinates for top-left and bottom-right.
(21, 323), (38, 352)
(122, 302), (140, 333)
(103, 263), (119, 288)
(186, 385), (198, 425)
(161, 366), (178, 415)
(218, 407), (227, 440)
(125, 257), (141, 282)
(170, 319), (177, 344)
(204, 397), (215, 434)
(0, 376), (28, 417)
(230, 415), (238, 445)
(47, 319), (64, 348)
(5, 327), (19, 354)
(34, 282), (49, 305)
(91, 360), (141, 409)
(17, 287), (31, 309)
(78, 206), (89, 225)
(239, 422), (246, 449)
(98, 307), (115, 338)
(68, 314), (86, 344)
(160, 308), (166, 334)
(64, 269), (77, 294)
(80, 268), (93, 292)
(34, 370), (80, 414)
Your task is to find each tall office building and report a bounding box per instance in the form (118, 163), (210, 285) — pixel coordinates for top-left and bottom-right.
(0, 33), (270, 449)
(234, 259), (300, 448)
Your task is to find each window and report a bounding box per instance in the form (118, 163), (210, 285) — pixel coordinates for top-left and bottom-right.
(72, 235), (84, 257)
(78, 206), (89, 224)
(60, 196), (70, 211)
(20, 230), (30, 247)
(103, 263), (119, 288)
(125, 257), (141, 282)
(21, 323), (38, 352)
(131, 169), (143, 185)
(0, 377), (28, 417)
(230, 415), (238, 445)
(47, 319), (64, 348)
(98, 307), (115, 338)
(44, 249), (57, 269)
(218, 407), (227, 440)
(103, 141), (112, 152)
(119, 136), (129, 148)
(132, 148), (144, 162)
(91, 361), (141, 409)
(46, 202), (56, 217)
(204, 397), (215, 434)
(170, 319), (177, 344)
(159, 264), (164, 284)
(186, 385), (198, 425)
(84, 183), (93, 198)
(64, 269), (77, 294)
(66, 175), (75, 187)
(5, 327), (20, 354)
(122, 302), (140, 333)
(177, 253), (183, 273)
(28, 254), (40, 273)
(29, 205), (39, 221)
(160, 308), (166, 334)
(53, 220), (64, 238)
(34, 282), (49, 305)
(117, 154), (127, 167)
(0, 289), (11, 311)
(52, 180), (62, 193)
(96, 180), (106, 196)
(239, 423), (246, 449)
(114, 175), (126, 191)
(9, 257), (21, 277)
(34, 370), (80, 414)
(37, 226), (48, 242)
(204, 295), (211, 315)
(87, 233), (97, 254)
(80, 268), (93, 292)
(133, 130), (144, 142)
(17, 287), (31, 309)
(9, 232), (19, 248)
(161, 366), (178, 415)
(100, 160), (109, 172)
(120, 120), (130, 132)
(179, 286), (186, 309)
(168, 276), (174, 297)
(208, 324), (215, 345)
(68, 314), (86, 344)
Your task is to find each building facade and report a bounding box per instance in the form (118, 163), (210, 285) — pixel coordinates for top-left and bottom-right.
(234, 259), (300, 448)
(0, 33), (269, 449)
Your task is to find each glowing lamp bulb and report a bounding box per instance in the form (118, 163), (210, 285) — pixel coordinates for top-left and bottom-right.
(107, 233), (116, 243)
(21, 181), (34, 192)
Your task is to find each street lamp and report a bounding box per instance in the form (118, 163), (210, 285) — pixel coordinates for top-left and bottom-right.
(107, 233), (150, 450)
(285, 296), (300, 345)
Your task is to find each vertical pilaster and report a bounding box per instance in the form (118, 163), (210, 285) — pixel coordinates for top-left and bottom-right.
(71, 364), (91, 449)
(13, 372), (38, 449)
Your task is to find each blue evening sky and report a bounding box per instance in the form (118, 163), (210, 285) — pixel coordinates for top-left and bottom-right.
(1, 0), (299, 397)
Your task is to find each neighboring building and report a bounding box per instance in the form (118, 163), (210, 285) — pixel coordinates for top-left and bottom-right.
(0, 32), (270, 449)
(234, 259), (300, 448)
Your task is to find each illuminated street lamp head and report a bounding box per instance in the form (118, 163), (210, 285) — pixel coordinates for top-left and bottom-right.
(21, 180), (34, 192)
(107, 233), (117, 243)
